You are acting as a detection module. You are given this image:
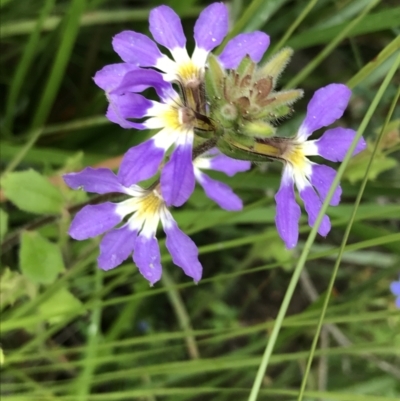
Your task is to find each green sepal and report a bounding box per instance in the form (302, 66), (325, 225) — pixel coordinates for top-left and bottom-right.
(216, 137), (276, 163)
(193, 128), (215, 139)
(253, 90), (303, 120)
(205, 53), (225, 106)
(235, 55), (256, 79)
(223, 129), (257, 148)
(257, 47), (294, 86)
(254, 105), (292, 120)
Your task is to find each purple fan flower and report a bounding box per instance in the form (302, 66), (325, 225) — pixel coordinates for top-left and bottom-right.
(63, 167), (202, 285)
(274, 83), (366, 248)
(194, 149), (251, 211)
(390, 277), (400, 308)
(104, 68), (197, 208)
(111, 3), (270, 87)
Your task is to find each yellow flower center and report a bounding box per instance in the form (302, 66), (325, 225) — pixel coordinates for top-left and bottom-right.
(159, 108), (182, 131)
(176, 60), (201, 84)
(136, 189), (163, 220)
(284, 145), (307, 170)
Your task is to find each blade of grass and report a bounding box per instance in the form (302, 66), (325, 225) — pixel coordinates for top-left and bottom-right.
(270, 0), (319, 53)
(162, 270), (200, 359)
(0, 7), (203, 38)
(4, 0), (56, 132)
(216, 0), (288, 54)
(285, 0), (379, 88)
(3, 232), (400, 336)
(2, 0), (86, 175)
(347, 35), (400, 89)
(287, 7), (400, 50)
(30, 0), (86, 130)
(76, 267), (103, 401)
(1, 128), (43, 176)
(4, 0), (55, 131)
(247, 45), (400, 401)
(297, 62), (400, 401)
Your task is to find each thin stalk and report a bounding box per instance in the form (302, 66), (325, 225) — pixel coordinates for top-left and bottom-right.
(285, 0), (379, 89)
(297, 67), (400, 401)
(76, 267), (103, 400)
(247, 47), (400, 401)
(4, 0), (56, 131)
(162, 270), (200, 360)
(270, 0), (319, 53)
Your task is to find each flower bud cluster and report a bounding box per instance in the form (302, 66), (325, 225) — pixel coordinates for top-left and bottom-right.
(207, 48), (302, 135)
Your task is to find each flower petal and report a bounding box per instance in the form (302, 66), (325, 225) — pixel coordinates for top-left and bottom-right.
(161, 132), (195, 207)
(98, 225), (136, 270)
(69, 203), (122, 240)
(309, 163), (341, 206)
(390, 281), (400, 296)
(194, 2), (228, 51)
(315, 127), (366, 162)
(133, 234), (162, 285)
(298, 185), (331, 236)
(197, 150), (251, 176)
(219, 32), (270, 69)
(93, 63), (140, 92)
(195, 170), (243, 211)
(64, 167), (126, 195)
(298, 84), (351, 140)
(118, 139), (165, 187)
(162, 211), (202, 282)
(275, 167), (301, 248)
(106, 93), (152, 129)
(112, 31), (163, 66)
(149, 5), (186, 51)
(111, 68), (175, 103)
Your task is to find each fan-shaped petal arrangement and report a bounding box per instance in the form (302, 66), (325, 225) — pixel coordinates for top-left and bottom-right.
(274, 84), (366, 248)
(64, 168), (202, 285)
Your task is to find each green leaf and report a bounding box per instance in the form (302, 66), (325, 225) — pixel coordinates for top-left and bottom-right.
(38, 288), (83, 325)
(19, 231), (65, 284)
(1, 169), (64, 214)
(0, 268), (37, 309)
(0, 208), (8, 241)
(344, 150), (398, 183)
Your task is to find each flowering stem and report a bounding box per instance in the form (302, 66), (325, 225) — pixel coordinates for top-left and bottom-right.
(192, 137), (218, 160)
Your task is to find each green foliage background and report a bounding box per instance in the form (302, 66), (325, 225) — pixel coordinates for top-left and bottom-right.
(1, 0), (400, 400)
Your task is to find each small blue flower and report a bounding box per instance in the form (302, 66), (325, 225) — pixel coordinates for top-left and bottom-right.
(390, 277), (400, 308)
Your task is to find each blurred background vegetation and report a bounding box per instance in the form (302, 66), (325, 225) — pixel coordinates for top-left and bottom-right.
(1, 0), (399, 400)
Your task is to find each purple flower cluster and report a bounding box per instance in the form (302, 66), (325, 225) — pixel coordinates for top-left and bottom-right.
(65, 3), (258, 284)
(64, 2), (366, 285)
